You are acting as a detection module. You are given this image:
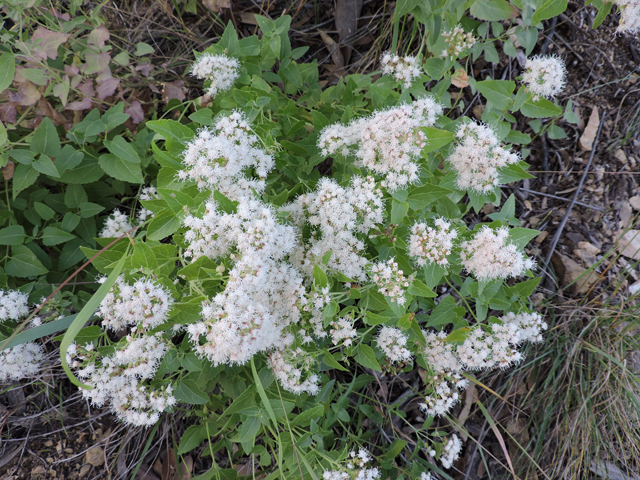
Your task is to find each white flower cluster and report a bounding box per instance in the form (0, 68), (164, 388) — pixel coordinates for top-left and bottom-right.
(376, 326), (411, 364)
(380, 52), (421, 87)
(287, 176), (384, 281)
(522, 55), (566, 101)
(329, 315), (358, 347)
(441, 24), (476, 60)
(457, 323), (524, 370)
(317, 98), (444, 191)
(69, 335), (176, 426)
(0, 342), (45, 382)
(423, 331), (463, 372)
(448, 121), (520, 194)
(501, 311), (548, 343)
(178, 112), (274, 200)
(409, 218), (458, 267)
(615, 0), (640, 33)
(420, 473), (432, 480)
(440, 435), (463, 469)
(137, 185), (159, 223)
(98, 276), (175, 331)
(268, 347), (320, 395)
(0, 289), (29, 322)
(369, 258), (415, 306)
(190, 52), (240, 97)
(460, 226), (535, 281)
(100, 209), (134, 238)
(322, 448), (380, 480)
(419, 369), (469, 417)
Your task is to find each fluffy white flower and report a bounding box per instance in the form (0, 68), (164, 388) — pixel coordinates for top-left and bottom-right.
(440, 435), (462, 469)
(448, 121), (520, 194)
(99, 276), (174, 331)
(191, 52), (240, 97)
(460, 226), (535, 281)
(376, 327), (411, 363)
(380, 51), (421, 87)
(369, 258), (415, 306)
(269, 347), (319, 395)
(100, 209), (133, 238)
(317, 98), (444, 191)
(501, 311), (548, 343)
(419, 370), (468, 417)
(457, 323), (523, 370)
(137, 185), (159, 222)
(178, 112), (274, 200)
(522, 55), (566, 101)
(615, 0), (640, 33)
(329, 315), (357, 347)
(0, 342), (45, 382)
(441, 24), (476, 60)
(0, 289), (29, 322)
(323, 448), (380, 480)
(409, 218), (458, 267)
(423, 330), (463, 373)
(420, 473), (432, 480)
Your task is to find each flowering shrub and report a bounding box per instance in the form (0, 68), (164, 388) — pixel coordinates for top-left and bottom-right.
(1, 0), (632, 477)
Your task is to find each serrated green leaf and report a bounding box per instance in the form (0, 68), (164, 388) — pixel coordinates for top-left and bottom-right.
(79, 202), (105, 218)
(12, 163), (40, 199)
(475, 80), (516, 110)
(445, 327), (470, 343)
(42, 226), (76, 246)
(406, 184), (453, 210)
(508, 227), (539, 249)
(0, 225), (26, 245)
(132, 241), (159, 270)
(32, 154), (60, 178)
(407, 279), (436, 298)
(178, 425), (208, 455)
(147, 210), (181, 241)
(0, 53), (16, 93)
(104, 135), (141, 163)
(422, 128), (455, 153)
(31, 117), (61, 157)
(98, 154), (144, 183)
(175, 379), (209, 404)
(355, 344), (382, 372)
(5, 245), (48, 277)
(65, 184), (88, 209)
(33, 201), (55, 220)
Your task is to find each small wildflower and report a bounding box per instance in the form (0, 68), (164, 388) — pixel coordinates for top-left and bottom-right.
(376, 327), (411, 364)
(0, 342), (45, 382)
(0, 289), (29, 322)
(190, 52), (240, 97)
(100, 209), (133, 238)
(409, 218), (458, 267)
(380, 51), (421, 87)
(522, 55), (566, 101)
(441, 24), (476, 60)
(615, 0), (640, 34)
(369, 258), (415, 306)
(440, 435), (463, 469)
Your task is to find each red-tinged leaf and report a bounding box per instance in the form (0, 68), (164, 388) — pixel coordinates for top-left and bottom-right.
(65, 97), (92, 111)
(10, 81), (41, 106)
(78, 80), (95, 97)
(125, 101), (144, 124)
(87, 25), (110, 49)
(96, 78), (120, 100)
(0, 102), (17, 123)
(31, 27), (70, 60)
(82, 52), (110, 75)
(162, 80), (186, 103)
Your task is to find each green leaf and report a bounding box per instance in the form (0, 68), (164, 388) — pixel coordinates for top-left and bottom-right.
(390, 200), (409, 225)
(320, 349), (349, 372)
(406, 184), (453, 210)
(520, 98), (563, 118)
(135, 42), (155, 56)
(188, 108), (213, 126)
(20, 68), (49, 85)
(34, 202), (55, 220)
(54, 146), (84, 174)
(422, 128), (455, 153)
(132, 241), (159, 270)
(147, 210), (181, 241)
(445, 327), (470, 343)
(508, 227), (539, 249)
(592, 1), (613, 28)
(178, 425), (208, 455)
(0, 121), (6, 148)
(475, 80), (516, 110)
(12, 163), (40, 199)
(104, 135), (141, 163)
(469, 0), (519, 21)
(313, 264), (328, 288)
(30, 117), (61, 157)
(32, 155), (60, 177)
(407, 279), (436, 298)
(65, 184), (88, 209)
(355, 344), (382, 372)
(175, 379), (209, 404)
(0, 225), (26, 245)
(511, 277), (541, 297)
(364, 311), (394, 326)
(289, 405), (324, 427)
(42, 226), (76, 246)
(394, 0), (421, 17)
(383, 439), (408, 460)
(426, 295), (464, 327)
(1, 314), (78, 351)
(147, 120), (194, 154)
(0, 53), (16, 93)
(5, 245), (48, 277)
(98, 154), (144, 183)
(531, 0), (567, 25)
(79, 202), (105, 218)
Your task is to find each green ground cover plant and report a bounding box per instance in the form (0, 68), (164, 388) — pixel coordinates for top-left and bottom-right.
(1, 0), (639, 478)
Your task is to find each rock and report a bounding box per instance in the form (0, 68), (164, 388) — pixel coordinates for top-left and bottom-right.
(618, 230), (640, 260)
(79, 464), (91, 477)
(574, 241), (601, 267)
(85, 446), (104, 467)
(551, 252), (600, 295)
(630, 280), (640, 296)
(630, 195), (640, 211)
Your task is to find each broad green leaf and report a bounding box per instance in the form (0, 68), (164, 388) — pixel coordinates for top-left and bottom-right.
(79, 202), (105, 218)
(32, 155), (60, 177)
(426, 295), (465, 327)
(65, 184), (88, 208)
(406, 184), (453, 210)
(178, 425), (208, 455)
(520, 98), (563, 118)
(135, 42), (154, 56)
(1, 314), (78, 351)
(34, 202), (55, 220)
(313, 264), (328, 288)
(511, 277), (541, 297)
(355, 344), (382, 372)
(508, 227), (539, 249)
(320, 349), (349, 372)
(98, 154), (144, 183)
(12, 163), (40, 199)
(132, 241), (158, 270)
(5, 245), (48, 277)
(445, 327), (470, 343)
(390, 200), (409, 225)
(147, 210), (181, 240)
(54, 146), (84, 173)
(58, 157), (104, 184)
(20, 68), (49, 85)
(147, 120), (194, 154)
(422, 128), (455, 153)
(499, 163), (535, 183)
(407, 279), (436, 298)
(469, 0), (519, 21)
(104, 135), (141, 163)
(475, 80), (516, 110)
(0, 52), (16, 93)
(42, 226), (76, 246)
(188, 108), (213, 126)
(394, 0), (421, 17)
(0, 121), (6, 147)
(592, 1), (613, 28)
(289, 405), (324, 427)
(531, 0), (567, 25)
(175, 379), (209, 404)
(0, 225), (26, 245)
(30, 117), (61, 157)
(364, 311), (394, 326)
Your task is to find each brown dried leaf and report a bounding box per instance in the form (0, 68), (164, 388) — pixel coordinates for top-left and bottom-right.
(85, 445), (104, 467)
(456, 384), (476, 441)
(136, 63), (154, 77)
(11, 81), (41, 106)
(551, 252), (600, 295)
(87, 25), (110, 49)
(335, 0), (363, 64)
(579, 106), (599, 151)
(162, 80), (187, 103)
(630, 195), (640, 211)
(135, 463), (160, 480)
(175, 455), (193, 480)
(2, 160), (15, 181)
(202, 0), (230, 11)
(451, 68), (469, 88)
(319, 30), (344, 70)
(31, 27), (70, 60)
(35, 98), (67, 125)
(0, 102), (17, 124)
(618, 230), (640, 261)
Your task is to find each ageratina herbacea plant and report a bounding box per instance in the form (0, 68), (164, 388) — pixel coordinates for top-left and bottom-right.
(5, 1), (632, 476)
